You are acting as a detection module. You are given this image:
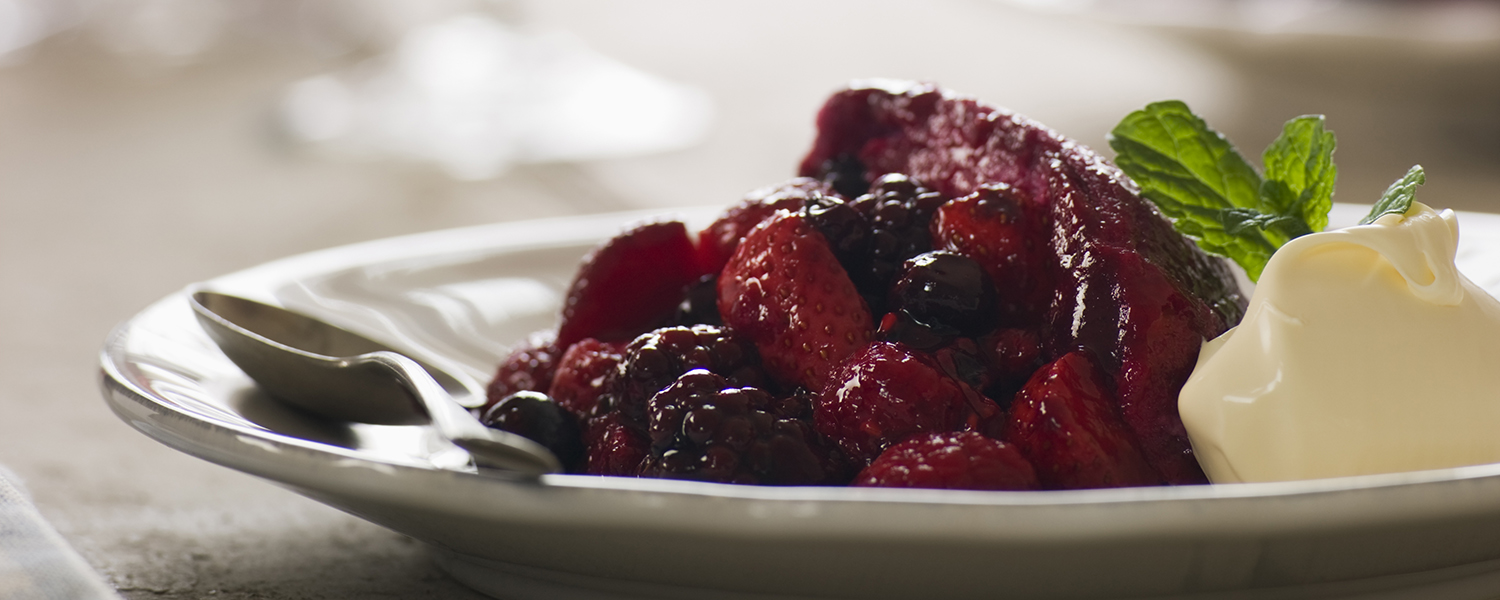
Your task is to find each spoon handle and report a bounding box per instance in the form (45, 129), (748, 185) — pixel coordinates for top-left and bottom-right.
(363, 351), (561, 476)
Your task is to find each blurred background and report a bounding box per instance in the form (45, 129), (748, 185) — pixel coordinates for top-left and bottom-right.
(1, 0), (1497, 598)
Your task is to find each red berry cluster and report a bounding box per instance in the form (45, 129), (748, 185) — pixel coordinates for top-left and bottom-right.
(478, 83), (1247, 490)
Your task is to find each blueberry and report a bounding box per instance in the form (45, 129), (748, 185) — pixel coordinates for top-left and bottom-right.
(480, 391), (585, 471)
(672, 274), (722, 326)
(803, 193), (870, 268)
(890, 251), (998, 337)
(819, 154), (868, 198)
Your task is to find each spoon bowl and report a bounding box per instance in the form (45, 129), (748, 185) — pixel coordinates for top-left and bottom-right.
(189, 290), (560, 476)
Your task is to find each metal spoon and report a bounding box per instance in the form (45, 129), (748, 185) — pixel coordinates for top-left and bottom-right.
(188, 290), (560, 477)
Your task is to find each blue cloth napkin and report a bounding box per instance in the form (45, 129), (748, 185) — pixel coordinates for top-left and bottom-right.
(0, 468), (118, 600)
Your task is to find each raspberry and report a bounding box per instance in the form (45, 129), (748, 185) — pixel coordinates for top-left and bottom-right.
(855, 431), (1039, 491)
(584, 411), (648, 476)
(603, 325), (766, 428)
(641, 370), (829, 485)
(480, 391), (585, 472)
(547, 338), (625, 420)
(815, 341), (998, 465)
(484, 331), (561, 411)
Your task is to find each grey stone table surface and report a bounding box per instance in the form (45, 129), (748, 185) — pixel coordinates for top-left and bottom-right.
(2, 1), (1497, 598)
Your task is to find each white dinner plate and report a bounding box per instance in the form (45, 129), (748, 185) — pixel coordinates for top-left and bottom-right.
(101, 204), (1500, 600)
(998, 0), (1500, 47)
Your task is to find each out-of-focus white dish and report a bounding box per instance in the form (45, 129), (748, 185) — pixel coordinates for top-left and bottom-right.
(101, 205), (1500, 599)
(1000, 0), (1500, 46)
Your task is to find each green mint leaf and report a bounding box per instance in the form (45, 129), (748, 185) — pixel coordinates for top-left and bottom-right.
(1109, 101), (1278, 280)
(1110, 102), (1339, 281)
(1360, 165), (1426, 225)
(1108, 101), (1264, 215)
(1261, 115), (1336, 237)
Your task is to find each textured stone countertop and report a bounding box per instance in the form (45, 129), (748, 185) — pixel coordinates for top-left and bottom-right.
(3, 1), (1497, 598)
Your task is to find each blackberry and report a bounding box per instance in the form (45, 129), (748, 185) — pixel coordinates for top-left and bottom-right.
(642, 370), (827, 485)
(480, 391), (585, 472)
(889, 251), (998, 337)
(601, 325), (767, 428)
(853, 173), (947, 292)
(805, 173), (948, 317)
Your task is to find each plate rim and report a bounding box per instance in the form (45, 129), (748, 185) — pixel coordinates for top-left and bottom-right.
(97, 204), (1500, 512)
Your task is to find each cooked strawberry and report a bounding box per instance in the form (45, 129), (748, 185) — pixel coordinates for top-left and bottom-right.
(584, 411), (648, 477)
(484, 331), (561, 412)
(556, 220), (704, 349)
(800, 81), (1246, 485)
(815, 341), (999, 465)
(1039, 163), (1235, 484)
(698, 178), (834, 275)
(855, 431), (1039, 491)
(717, 211), (873, 391)
(1003, 352), (1161, 490)
(546, 338), (626, 421)
(930, 184), (1037, 321)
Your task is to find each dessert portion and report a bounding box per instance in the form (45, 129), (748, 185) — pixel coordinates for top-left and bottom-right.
(1101, 99), (1494, 485)
(1180, 202), (1500, 483)
(479, 81), (1248, 490)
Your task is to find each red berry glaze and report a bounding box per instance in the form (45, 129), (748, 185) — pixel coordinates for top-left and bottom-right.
(557, 220), (704, 349)
(855, 431), (1039, 491)
(1003, 352), (1161, 490)
(816, 341), (998, 465)
(981, 327), (1045, 397)
(718, 211), (873, 391)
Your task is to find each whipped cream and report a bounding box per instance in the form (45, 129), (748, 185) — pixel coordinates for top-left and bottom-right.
(1179, 203), (1500, 483)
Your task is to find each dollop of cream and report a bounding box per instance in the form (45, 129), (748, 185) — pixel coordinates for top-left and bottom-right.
(1179, 203), (1500, 483)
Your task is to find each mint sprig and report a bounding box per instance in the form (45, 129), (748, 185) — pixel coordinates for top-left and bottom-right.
(1360, 165), (1426, 225)
(1107, 101), (1337, 282)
